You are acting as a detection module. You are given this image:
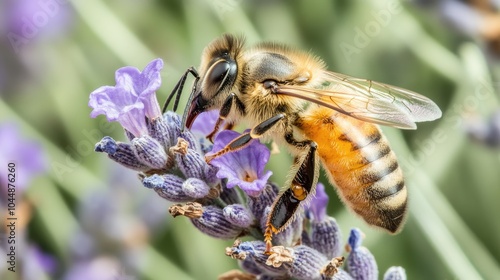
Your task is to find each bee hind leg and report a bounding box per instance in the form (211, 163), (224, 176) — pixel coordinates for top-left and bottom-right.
(264, 141), (319, 253)
(205, 113), (286, 163)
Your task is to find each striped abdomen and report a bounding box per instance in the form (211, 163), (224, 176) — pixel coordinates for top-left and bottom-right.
(297, 107), (407, 233)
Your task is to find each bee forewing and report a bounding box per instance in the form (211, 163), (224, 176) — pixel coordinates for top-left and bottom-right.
(324, 71), (442, 125)
(277, 71), (441, 129)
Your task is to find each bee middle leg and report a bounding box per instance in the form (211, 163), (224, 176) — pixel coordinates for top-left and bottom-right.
(264, 141), (319, 253)
(205, 113), (286, 163)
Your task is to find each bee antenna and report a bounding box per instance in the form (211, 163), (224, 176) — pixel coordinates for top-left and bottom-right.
(162, 67), (199, 113)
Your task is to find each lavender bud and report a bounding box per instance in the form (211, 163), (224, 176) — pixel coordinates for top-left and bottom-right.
(204, 164), (220, 186)
(175, 147), (210, 179)
(333, 269), (355, 280)
(220, 183), (242, 205)
(95, 137), (149, 171)
(311, 217), (342, 259)
(239, 256), (263, 276)
(248, 183), (279, 221)
(227, 241), (289, 277)
(346, 228), (378, 280)
(223, 204), (254, 228)
(132, 135), (168, 169)
(163, 111), (182, 146)
(180, 130), (201, 152)
(94, 136), (117, 153)
(148, 117), (173, 148)
(383, 266), (406, 280)
(191, 205), (243, 239)
(182, 178), (210, 199)
(142, 174), (191, 202)
(289, 245), (328, 280)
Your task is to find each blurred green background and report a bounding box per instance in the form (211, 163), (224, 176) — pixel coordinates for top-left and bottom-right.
(1, 0), (500, 279)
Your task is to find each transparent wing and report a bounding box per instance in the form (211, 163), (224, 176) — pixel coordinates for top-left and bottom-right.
(276, 71), (442, 129)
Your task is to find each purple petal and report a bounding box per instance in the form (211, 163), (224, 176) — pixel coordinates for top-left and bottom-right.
(0, 123), (46, 192)
(89, 59), (164, 137)
(89, 85), (148, 137)
(190, 109), (220, 136)
(306, 182), (329, 222)
(209, 130), (272, 196)
(115, 58), (163, 119)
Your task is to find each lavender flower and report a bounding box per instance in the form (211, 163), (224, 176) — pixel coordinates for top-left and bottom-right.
(90, 59), (409, 280)
(225, 240), (346, 280)
(0, 122), (46, 193)
(89, 59), (163, 137)
(209, 130), (272, 197)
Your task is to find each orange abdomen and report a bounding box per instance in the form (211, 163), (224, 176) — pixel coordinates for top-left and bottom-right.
(297, 107), (407, 233)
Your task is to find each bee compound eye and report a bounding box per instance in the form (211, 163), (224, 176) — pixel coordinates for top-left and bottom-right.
(207, 60), (231, 86)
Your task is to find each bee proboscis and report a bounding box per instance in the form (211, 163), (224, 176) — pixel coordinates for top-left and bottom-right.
(167, 34), (442, 252)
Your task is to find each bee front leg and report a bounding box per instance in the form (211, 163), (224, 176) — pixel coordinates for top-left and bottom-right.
(264, 141), (319, 253)
(207, 93), (237, 142)
(162, 67), (199, 113)
(205, 113), (286, 163)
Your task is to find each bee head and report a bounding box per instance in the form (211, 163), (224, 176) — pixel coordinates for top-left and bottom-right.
(184, 34), (243, 129)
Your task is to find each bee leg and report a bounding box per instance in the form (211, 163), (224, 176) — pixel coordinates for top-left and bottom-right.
(264, 141), (318, 253)
(162, 67), (199, 113)
(205, 113), (286, 163)
(207, 93), (237, 142)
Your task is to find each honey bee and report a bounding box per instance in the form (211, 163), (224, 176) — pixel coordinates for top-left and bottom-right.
(166, 34), (442, 252)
